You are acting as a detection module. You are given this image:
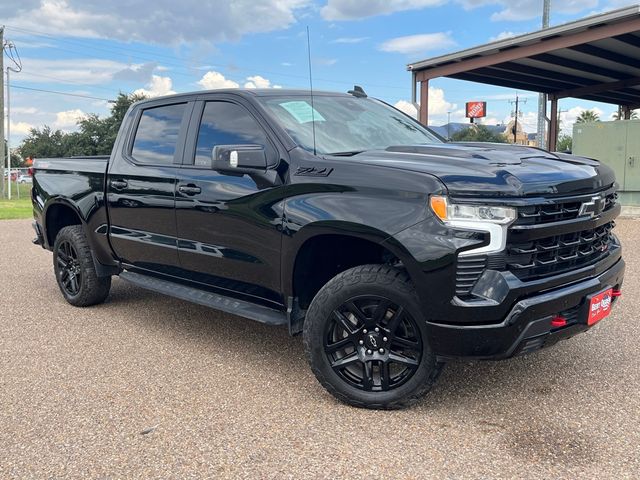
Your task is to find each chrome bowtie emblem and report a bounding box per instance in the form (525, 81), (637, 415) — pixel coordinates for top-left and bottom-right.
(578, 195), (605, 218)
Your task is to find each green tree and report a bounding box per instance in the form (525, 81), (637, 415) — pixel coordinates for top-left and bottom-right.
(612, 109), (639, 120)
(450, 124), (507, 143)
(17, 92), (146, 159)
(556, 134), (572, 152)
(575, 110), (600, 124)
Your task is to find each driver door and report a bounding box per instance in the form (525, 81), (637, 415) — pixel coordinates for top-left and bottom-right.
(174, 97), (284, 305)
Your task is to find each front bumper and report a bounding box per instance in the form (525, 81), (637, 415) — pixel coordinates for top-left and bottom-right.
(426, 257), (625, 360)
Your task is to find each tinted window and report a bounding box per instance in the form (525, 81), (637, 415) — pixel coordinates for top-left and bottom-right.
(195, 101), (270, 167)
(131, 103), (186, 164)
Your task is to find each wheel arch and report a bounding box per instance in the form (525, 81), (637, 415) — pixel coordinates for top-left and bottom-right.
(282, 221), (420, 336)
(43, 199), (86, 249)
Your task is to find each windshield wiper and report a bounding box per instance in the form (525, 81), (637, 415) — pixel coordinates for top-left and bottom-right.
(326, 150), (365, 156)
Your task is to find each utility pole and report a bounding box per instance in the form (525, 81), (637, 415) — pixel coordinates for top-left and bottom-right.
(536, 0), (551, 148)
(509, 95), (527, 144)
(1, 26), (5, 198)
(447, 111), (451, 139)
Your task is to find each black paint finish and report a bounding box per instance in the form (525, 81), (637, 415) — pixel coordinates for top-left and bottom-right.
(32, 89), (624, 361)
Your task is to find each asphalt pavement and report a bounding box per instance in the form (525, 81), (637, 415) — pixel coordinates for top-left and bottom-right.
(0, 218), (638, 479)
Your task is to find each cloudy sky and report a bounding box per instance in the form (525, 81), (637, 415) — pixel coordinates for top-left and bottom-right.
(1, 0), (637, 143)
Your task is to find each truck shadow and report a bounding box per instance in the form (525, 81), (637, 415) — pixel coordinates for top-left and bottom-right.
(106, 277), (599, 412)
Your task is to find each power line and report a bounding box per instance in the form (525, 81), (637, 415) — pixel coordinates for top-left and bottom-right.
(10, 85), (115, 101)
(6, 24), (411, 91)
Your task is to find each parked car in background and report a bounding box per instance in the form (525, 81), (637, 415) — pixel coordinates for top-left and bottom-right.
(18, 174), (33, 184)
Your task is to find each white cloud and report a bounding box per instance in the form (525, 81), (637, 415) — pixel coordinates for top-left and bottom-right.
(198, 71), (240, 90)
(12, 107), (39, 115)
(321, 0), (444, 20)
(244, 75), (282, 89)
(379, 32), (455, 55)
(3, 0), (310, 45)
(394, 100), (419, 118)
(489, 31), (524, 42)
(18, 58), (131, 85)
(459, 0), (597, 22)
(53, 109), (86, 130)
(331, 37), (369, 44)
(321, 0), (596, 22)
(133, 75), (176, 98)
(560, 106), (604, 134)
(9, 120), (34, 135)
(394, 87), (456, 120)
(198, 71), (282, 90)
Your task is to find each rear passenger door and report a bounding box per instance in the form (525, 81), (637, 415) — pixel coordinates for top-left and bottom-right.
(107, 100), (192, 274)
(174, 96), (285, 305)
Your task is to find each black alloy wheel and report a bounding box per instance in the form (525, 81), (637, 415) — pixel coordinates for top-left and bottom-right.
(304, 264), (443, 409)
(325, 296), (422, 392)
(56, 240), (82, 296)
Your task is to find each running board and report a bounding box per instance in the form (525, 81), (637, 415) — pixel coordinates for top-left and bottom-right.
(119, 271), (287, 326)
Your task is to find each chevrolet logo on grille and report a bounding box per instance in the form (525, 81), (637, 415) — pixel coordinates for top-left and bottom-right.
(578, 195), (605, 218)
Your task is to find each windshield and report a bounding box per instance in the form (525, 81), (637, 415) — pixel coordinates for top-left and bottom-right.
(258, 95), (442, 155)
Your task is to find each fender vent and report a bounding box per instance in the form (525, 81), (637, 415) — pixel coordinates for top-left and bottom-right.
(455, 255), (487, 297)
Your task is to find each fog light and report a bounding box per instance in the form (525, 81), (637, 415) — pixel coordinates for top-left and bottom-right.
(551, 315), (567, 328)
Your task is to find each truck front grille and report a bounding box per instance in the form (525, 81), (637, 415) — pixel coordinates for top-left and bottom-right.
(516, 190), (617, 225)
(503, 221), (614, 281)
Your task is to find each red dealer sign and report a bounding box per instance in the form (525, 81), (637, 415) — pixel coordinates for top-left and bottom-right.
(465, 101), (487, 119)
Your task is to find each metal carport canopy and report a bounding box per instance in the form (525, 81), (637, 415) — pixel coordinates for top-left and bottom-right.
(407, 5), (640, 151)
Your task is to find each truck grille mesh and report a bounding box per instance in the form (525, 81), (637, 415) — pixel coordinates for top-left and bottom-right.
(516, 190), (617, 225)
(504, 222), (614, 281)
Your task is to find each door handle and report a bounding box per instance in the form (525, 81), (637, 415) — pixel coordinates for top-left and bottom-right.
(110, 179), (128, 190)
(178, 184), (202, 195)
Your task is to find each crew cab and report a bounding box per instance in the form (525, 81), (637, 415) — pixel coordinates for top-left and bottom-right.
(32, 88), (624, 409)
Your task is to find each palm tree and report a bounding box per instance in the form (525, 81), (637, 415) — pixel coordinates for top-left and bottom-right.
(575, 110), (600, 123)
(612, 109), (639, 120)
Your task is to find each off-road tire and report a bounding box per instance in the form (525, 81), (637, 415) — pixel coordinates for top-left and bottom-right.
(53, 225), (111, 307)
(303, 264), (444, 409)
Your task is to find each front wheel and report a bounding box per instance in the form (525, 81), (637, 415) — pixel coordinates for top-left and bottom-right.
(303, 264), (443, 409)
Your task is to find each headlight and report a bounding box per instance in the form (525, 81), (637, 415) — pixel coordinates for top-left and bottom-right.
(430, 196), (516, 225)
(430, 195), (516, 256)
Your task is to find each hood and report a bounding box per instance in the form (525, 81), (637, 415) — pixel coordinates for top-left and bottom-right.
(343, 143), (615, 197)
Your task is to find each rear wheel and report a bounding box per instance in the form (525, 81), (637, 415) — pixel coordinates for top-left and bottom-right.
(303, 264), (443, 409)
(53, 225), (111, 307)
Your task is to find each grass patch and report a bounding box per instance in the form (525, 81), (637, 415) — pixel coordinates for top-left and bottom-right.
(0, 184), (33, 220)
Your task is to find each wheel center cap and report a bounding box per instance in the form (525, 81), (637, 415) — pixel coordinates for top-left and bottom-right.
(364, 332), (381, 350)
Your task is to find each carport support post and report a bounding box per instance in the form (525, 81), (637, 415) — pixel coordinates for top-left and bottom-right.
(548, 95), (558, 152)
(622, 105), (632, 120)
(419, 80), (429, 126)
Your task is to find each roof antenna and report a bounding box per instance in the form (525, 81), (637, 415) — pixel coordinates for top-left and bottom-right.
(306, 26), (317, 156)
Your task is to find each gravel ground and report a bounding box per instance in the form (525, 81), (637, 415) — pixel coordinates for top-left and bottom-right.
(1, 218), (638, 479)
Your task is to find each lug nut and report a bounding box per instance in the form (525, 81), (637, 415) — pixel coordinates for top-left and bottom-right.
(366, 349), (372, 355)
(359, 340), (364, 345)
(363, 329), (368, 334)
(374, 327), (380, 332)
(383, 336), (388, 342)
(379, 348), (385, 354)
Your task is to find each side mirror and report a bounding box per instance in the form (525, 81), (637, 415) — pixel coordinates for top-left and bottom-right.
(211, 144), (268, 172)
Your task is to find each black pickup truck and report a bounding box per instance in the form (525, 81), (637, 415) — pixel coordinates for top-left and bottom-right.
(32, 88), (624, 409)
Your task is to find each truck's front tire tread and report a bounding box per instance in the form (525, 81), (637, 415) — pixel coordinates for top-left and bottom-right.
(53, 225), (111, 307)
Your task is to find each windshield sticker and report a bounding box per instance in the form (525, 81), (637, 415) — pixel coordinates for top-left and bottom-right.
(279, 101), (325, 124)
